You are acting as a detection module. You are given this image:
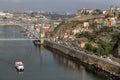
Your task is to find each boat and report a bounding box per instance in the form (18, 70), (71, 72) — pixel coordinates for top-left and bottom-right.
(15, 61), (24, 71)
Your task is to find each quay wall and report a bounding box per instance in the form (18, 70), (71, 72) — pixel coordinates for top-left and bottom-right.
(44, 40), (120, 79)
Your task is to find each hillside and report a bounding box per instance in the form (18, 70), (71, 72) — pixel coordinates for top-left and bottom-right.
(52, 16), (120, 58)
(54, 20), (80, 34)
(53, 15), (96, 35)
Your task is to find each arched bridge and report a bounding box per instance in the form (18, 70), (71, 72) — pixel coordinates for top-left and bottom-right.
(0, 20), (40, 40)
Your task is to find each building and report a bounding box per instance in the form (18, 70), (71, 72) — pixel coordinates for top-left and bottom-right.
(94, 18), (104, 29)
(103, 17), (116, 27)
(83, 22), (89, 28)
(77, 8), (93, 15)
(0, 12), (13, 18)
(78, 37), (88, 48)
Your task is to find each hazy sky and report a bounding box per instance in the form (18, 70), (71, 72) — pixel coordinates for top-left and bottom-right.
(0, 0), (119, 13)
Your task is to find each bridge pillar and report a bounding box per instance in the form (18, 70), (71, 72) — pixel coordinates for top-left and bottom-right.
(40, 38), (44, 45)
(40, 33), (45, 45)
(34, 23), (45, 45)
(33, 33), (45, 45)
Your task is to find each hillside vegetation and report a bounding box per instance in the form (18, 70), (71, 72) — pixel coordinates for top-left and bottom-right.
(53, 17), (120, 57)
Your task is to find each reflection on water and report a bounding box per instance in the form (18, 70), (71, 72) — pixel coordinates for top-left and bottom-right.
(40, 45), (44, 56)
(50, 49), (107, 80)
(39, 45), (45, 64)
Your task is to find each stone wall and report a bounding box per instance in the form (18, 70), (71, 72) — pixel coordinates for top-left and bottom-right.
(45, 40), (120, 78)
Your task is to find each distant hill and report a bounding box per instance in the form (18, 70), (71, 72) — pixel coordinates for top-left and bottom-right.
(41, 13), (76, 20)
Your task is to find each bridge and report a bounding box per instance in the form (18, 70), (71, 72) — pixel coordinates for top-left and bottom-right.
(0, 20), (43, 41)
(0, 20), (40, 39)
(0, 38), (39, 41)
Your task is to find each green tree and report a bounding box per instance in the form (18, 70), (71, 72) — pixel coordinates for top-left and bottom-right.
(118, 13), (120, 18)
(85, 43), (93, 51)
(103, 43), (113, 55)
(105, 14), (114, 18)
(93, 47), (97, 53)
(92, 9), (102, 15)
(96, 45), (104, 55)
(97, 41), (113, 55)
(111, 33), (119, 42)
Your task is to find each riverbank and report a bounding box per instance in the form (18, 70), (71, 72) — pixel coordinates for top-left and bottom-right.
(44, 40), (120, 80)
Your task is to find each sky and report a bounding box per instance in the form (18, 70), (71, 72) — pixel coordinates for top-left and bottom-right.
(0, 0), (120, 13)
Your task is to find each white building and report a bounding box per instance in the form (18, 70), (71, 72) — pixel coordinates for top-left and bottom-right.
(0, 12), (13, 18)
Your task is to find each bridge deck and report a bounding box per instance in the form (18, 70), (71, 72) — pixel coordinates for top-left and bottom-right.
(0, 38), (39, 41)
(0, 20), (40, 39)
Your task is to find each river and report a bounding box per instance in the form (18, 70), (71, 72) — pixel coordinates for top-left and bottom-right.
(0, 26), (107, 80)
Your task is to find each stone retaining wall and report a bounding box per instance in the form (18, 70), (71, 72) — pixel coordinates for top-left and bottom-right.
(45, 40), (120, 79)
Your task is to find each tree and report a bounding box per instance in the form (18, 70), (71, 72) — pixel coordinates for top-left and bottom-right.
(118, 13), (120, 18)
(85, 43), (93, 51)
(95, 9), (102, 14)
(96, 41), (114, 55)
(96, 45), (104, 55)
(92, 9), (102, 15)
(3, 17), (7, 20)
(111, 33), (119, 42)
(105, 14), (114, 18)
(93, 47), (97, 53)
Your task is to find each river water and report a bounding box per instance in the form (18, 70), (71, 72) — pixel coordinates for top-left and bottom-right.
(0, 26), (107, 80)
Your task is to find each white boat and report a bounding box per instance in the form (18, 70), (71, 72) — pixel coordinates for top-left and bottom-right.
(15, 62), (24, 71)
